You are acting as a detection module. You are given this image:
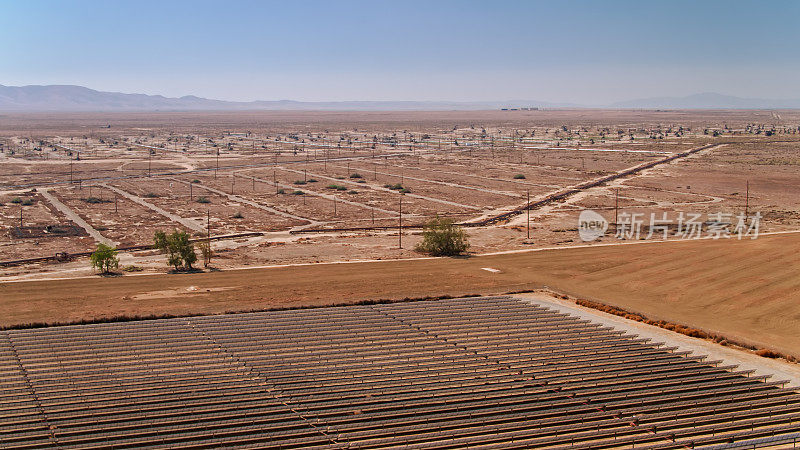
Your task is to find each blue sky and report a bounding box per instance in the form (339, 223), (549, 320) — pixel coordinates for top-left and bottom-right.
(2, 0), (798, 103)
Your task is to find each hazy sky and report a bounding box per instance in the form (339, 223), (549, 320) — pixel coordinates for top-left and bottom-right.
(2, 0), (799, 104)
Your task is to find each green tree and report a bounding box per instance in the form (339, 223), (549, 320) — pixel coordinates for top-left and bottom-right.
(415, 217), (469, 257)
(154, 230), (197, 271)
(90, 243), (119, 274)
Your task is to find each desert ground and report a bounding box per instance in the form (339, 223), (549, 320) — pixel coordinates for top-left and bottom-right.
(1, 109), (799, 357)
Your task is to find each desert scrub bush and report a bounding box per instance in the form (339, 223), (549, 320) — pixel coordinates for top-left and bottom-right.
(191, 179), (201, 183)
(399, 188), (411, 194)
(292, 190), (304, 195)
(349, 173), (363, 179)
(84, 197), (109, 204)
(232, 212), (244, 219)
(347, 190), (358, 194)
(21, 198), (34, 206)
(513, 174), (526, 179)
(756, 349), (781, 358)
(196, 239), (213, 267)
(415, 217), (469, 257)
(196, 196), (210, 204)
(307, 178), (318, 183)
(356, 179), (367, 184)
(293, 180), (307, 185)
(334, 176), (345, 180)
(326, 184), (347, 191)
(277, 188), (286, 194)
(11, 197), (22, 204)
(384, 183), (405, 191)
(144, 193), (159, 198)
(122, 265), (143, 272)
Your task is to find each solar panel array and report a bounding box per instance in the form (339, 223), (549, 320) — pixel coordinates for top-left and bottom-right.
(1, 296), (799, 449)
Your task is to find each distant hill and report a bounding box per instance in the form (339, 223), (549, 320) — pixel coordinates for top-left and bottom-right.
(1, 84), (798, 111)
(611, 92), (800, 109)
(0, 84), (562, 112)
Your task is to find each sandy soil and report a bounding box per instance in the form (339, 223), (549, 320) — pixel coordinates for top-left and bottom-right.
(2, 110), (799, 366)
(1, 232), (799, 360)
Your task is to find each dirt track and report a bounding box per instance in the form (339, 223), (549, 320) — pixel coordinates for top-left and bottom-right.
(2, 232), (799, 357)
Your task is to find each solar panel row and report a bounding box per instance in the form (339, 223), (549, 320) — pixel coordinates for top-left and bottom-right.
(0, 296), (798, 448)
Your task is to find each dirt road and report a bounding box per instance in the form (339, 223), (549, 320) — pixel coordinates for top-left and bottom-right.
(1, 232), (799, 357)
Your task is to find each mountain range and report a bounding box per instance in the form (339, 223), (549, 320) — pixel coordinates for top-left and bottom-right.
(1, 84), (798, 111)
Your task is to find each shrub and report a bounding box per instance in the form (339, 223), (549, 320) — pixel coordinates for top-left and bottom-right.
(293, 180), (307, 185)
(513, 174), (526, 179)
(349, 173), (363, 179)
(756, 349), (781, 358)
(90, 243), (119, 274)
(415, 217), (469, 256)
(196, 239), (213, 268)
(232, 212), (244, 219)
(122, 265), (143, 272)
(277, 188), (286, 194)
(327, 184), (347, 191)
(191, 179), (201, 183)
(196, 196), (210, 203)
(399, 188), (411, 194)
(11, 197), (22, 204)
(347, 190), (358, 194)
(292, 190), (304, 195)
(144, 193), (158, 198)
(84, 197), (107, 204)
(154, 230), (197, 271)
(307, 178), (318, 183)
(21, 199), (34, 206)
(356, 179), (367, 184)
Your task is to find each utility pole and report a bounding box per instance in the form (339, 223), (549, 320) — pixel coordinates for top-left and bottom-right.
(190, 182), (192, 201)
(148, 153), (152, 177)
(398, 194), (403, 249)
(114, 195), (118, 213)
(207, 210), (211, 242)
(274, 170), (278, 194)
(215, 149), (219, 179)
(614, 188), (620, 231)
(333, 195), (337, 216)
(527, 190), (530, 240)
(70, 162), (73, 183)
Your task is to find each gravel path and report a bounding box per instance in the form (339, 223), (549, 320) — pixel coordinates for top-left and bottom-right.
(238, 173), (399, 216)
(279, 167), (482, 211)
(169, 178), (312, 224)
(39, 189), (116, 247)
(514, 291), (800, 388)
(102, 184), (206, 233)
